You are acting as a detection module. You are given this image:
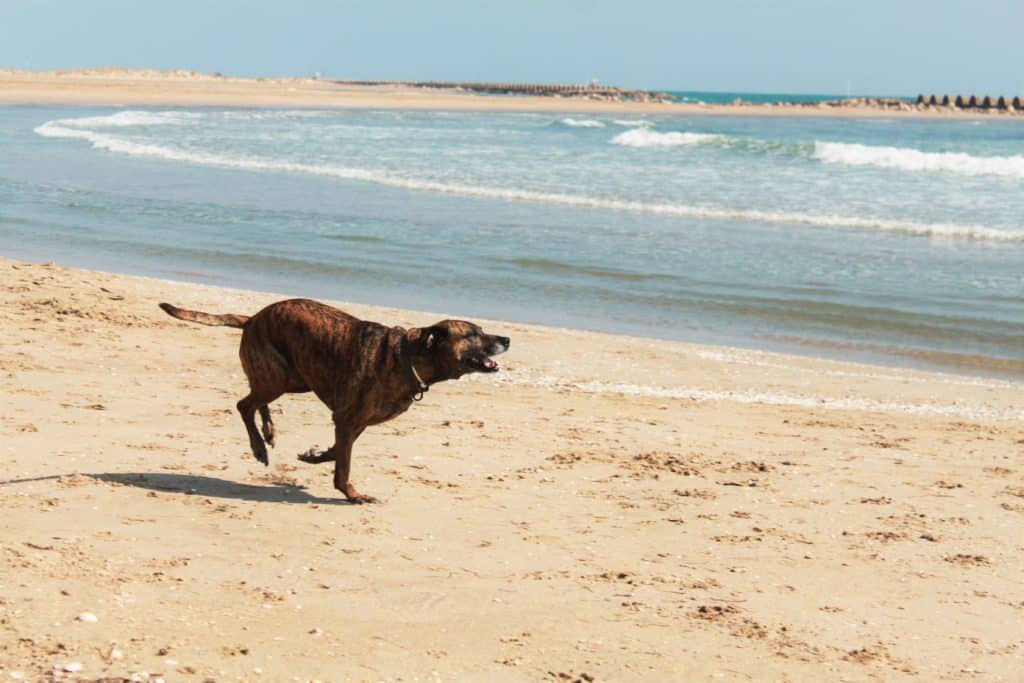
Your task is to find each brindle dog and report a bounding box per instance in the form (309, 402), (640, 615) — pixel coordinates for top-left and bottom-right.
(159, 299), (509, 503)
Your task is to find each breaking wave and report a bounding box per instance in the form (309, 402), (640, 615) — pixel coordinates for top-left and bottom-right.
(559, 118), (605, 128)
(45, 110), (336, 130)
(46, 110), (201, 128)
(812, 141), (1024, 179)
(34, 119), (1024, 243)
(607, 129), (1024, 181)
(611, 128), (722, 147)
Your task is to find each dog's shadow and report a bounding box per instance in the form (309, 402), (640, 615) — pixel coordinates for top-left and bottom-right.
(1, 472), (352, 505)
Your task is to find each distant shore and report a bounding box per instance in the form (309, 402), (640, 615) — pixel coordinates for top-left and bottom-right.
(2, 67), (1021, 119)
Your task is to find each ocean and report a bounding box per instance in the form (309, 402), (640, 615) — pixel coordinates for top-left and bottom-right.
(665, 91), (903, 104)
(1, 105), (1022, 376)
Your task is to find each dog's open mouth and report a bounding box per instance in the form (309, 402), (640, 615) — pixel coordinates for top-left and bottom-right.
(467, 353), (500, 372)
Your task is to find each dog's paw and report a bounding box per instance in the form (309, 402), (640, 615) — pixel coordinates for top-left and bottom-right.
(346, 493), (380, 505)
(297, 448), (332, 464)
(339, 483), (379, 504)
(261, 424), (276, 448)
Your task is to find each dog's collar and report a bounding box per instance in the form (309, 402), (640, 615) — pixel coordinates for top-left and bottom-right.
(409, 359), (428, 401)
(400, 332), (429, 402)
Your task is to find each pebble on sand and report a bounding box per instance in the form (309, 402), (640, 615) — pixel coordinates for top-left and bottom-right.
(76, 611), (99, 622)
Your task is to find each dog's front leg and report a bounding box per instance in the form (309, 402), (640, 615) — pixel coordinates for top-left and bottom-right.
(330, 418), (375, 504)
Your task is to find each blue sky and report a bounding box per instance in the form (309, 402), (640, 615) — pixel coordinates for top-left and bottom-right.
(1, 1), (1021, 95)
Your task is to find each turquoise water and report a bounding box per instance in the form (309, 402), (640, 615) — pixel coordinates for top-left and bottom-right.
(665, 91), (906, 104)
(2, 106), (1022, 375)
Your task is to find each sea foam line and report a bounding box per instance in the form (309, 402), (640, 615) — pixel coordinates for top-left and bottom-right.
(611, 128), (721, 147)
(48, 109), (333, 129)
(813, 141), (1024, 179)
(559, 118), (605, 128)
(34, 120), (1024, 243)
(47, 110), (201, 128)
(488, 372), (1022, 421)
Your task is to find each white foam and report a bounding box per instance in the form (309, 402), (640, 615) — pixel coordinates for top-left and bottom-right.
(489, 371), (1022, 421)
(560, 118), (605, 128)
(813, 141), (1024, 179)
(35, 122), (222, 160)
(220, 110), (333, 120)
(35, 119), (1024, 243)
(611, 119), (652, 127)
(47, 111), (199, 128)
(611, 128), (720, 147)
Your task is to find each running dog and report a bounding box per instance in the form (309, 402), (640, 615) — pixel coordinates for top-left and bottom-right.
(159, 298), (509, 503)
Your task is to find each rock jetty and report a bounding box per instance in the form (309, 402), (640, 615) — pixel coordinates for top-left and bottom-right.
(726, 94), (1024, 116)
(913, 93), (1024, 114)
(336, 80), (674, 103)
(339, 80), (1024, 115)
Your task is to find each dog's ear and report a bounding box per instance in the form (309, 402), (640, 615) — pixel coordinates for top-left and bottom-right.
(424, 324), (449, 350)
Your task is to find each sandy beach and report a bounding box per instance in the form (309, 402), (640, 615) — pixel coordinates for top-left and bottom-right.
(1, 256), (1022, 681)
(0, 68), (1013, 119)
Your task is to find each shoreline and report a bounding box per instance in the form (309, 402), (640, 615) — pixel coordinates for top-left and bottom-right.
(2, 255), (1022, 680)
(6, 255), (1022, 408)
(9, 245), (1022, 383)
(3, 67), (1022, 120)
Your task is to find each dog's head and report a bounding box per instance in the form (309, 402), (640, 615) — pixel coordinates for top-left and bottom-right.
(411, 320), (510, 381)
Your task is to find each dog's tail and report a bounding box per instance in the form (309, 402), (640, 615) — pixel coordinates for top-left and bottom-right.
(159, 302), (249, 328)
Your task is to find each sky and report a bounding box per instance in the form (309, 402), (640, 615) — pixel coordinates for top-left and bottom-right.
(1, 1), (1022, 96)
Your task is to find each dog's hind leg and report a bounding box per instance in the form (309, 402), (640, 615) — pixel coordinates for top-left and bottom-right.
(237, 391), (281, 465)
(259, 405), (276, 447)
(238, 339), (293, 464)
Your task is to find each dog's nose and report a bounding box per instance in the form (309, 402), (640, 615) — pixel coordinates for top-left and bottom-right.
(500, 336), (510, 348)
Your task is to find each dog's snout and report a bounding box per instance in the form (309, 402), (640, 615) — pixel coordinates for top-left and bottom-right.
(489, 335), (510, 355)
(483, 333), (507, 356)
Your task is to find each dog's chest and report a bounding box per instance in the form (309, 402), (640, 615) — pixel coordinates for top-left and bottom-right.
(363, 393), (414, 425)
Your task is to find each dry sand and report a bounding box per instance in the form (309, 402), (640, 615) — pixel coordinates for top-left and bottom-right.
(0, 67), (1007, 120)
(1, 256), (1022, 681)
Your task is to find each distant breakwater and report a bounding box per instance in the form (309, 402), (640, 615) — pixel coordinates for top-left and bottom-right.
(335, 80), (674, 102)
(727, 95), (1024, 116)
(915, 93), (1024, 113)
(336, 80), (1024, 115)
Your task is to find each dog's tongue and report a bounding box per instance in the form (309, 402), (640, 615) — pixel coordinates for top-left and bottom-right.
(482, 357), (498, 370)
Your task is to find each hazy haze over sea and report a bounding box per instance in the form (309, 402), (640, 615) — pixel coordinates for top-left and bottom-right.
(2, 105), (1022, 376)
